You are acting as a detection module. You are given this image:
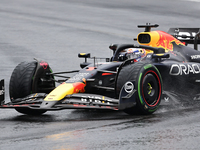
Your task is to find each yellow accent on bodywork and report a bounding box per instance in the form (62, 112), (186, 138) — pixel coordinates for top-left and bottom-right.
(155, 54), (164, 56)
(80, 53), (86, 55)
(137, 30), (184, 53)
(137, 31), (160, 46)
(44, 82), (74, 101)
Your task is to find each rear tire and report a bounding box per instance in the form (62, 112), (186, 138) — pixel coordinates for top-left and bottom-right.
(9, 60), (55, 115)
(117, 62), (162, 115)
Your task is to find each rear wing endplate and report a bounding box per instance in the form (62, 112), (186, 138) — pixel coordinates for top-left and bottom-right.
(168, 28), (200, 50)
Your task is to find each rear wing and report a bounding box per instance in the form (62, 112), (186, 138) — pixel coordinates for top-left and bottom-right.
(168, 28), (200, 50)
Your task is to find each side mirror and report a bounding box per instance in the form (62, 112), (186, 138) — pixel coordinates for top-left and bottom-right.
(78, 53), (90, 59)
(78, 53), (91, 68)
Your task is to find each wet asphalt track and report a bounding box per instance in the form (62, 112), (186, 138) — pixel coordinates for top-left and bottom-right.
(1, 0), (200, 149)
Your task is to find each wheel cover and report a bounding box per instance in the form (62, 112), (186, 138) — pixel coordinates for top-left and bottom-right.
(141, 70), (162, 107)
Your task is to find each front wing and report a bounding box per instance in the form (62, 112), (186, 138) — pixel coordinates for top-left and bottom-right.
(0, 93), (119, 111)
(0, 80), (138, 112)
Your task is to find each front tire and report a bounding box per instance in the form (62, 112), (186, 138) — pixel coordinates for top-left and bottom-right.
(9, 60), (55, 115)
(117, 62), (162, 115)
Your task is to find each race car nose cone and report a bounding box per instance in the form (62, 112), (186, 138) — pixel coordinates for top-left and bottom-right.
(44, 82), (74, 101)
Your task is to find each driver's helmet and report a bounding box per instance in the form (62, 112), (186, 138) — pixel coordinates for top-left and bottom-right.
(118, 48), (146, 61)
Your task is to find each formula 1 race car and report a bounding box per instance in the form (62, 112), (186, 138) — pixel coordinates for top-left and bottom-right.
(0, 23), (200, 115)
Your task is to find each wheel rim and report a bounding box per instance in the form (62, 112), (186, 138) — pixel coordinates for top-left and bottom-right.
(141, 71), (161, 107)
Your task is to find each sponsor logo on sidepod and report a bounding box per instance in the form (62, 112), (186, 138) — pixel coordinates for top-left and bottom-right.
(169, 64), (200, 75)
(191, 55), (200, 60)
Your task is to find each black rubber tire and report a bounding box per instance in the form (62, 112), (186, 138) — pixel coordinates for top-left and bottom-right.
(9, 61), (55, 115)
(117, 61), (162, 115)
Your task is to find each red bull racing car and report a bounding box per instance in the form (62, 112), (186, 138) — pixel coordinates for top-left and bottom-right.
(0, 24), (200, 115)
